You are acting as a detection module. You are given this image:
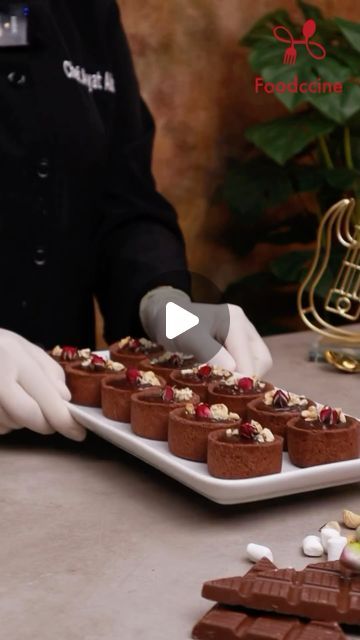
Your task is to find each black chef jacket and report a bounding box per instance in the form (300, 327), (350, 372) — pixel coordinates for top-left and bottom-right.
(0, 0), (189, 349)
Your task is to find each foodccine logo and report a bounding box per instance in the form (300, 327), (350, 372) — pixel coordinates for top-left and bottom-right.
(273, 19), (326, 65)
(254, 18), (343, 95)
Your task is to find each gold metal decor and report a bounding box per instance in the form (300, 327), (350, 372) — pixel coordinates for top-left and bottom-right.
(297, 198), (360, 344)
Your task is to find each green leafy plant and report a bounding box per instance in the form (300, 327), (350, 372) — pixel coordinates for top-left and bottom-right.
(221, 1), (360, 333)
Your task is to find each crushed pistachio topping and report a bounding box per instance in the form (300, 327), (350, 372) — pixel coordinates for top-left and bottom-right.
(173, 387), (193, 402)
(138, 371), (162, 386)
(180, 364), (232, 379)
(185, 402), (240, 421)
(81, 356), (125, 372)
(106, 361), (125, 372)
(264, 388), (308, 408)
(301, 404), (346, 426)
(51, 346), (91, 361)
(117, 336), (131, 349)
(117, 336), (158, 351)
(225, 420), (275, 443)
(78, 348), (91, 360)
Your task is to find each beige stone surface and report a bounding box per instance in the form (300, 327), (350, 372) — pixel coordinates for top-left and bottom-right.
(0, 328), (360, 639)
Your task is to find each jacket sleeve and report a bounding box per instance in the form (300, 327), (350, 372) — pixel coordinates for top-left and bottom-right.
(95, 2), (190, 344)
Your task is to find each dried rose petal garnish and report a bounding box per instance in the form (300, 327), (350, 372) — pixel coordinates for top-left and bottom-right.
(272, 389), (290, 408)
(129, 338), (141, 351)
(91, 354), (106, 367)
(197, 364), (212, 379)
(126, 368), (140, 385)
(319, 405), (339, 426)
(239, 422), (257, 439)
(62, 346), (78, 361)
(195, 403), (212, 419)
(237, 377), (254, 392)
(162, 386), (175, 402)
(168, 354), (182, 367)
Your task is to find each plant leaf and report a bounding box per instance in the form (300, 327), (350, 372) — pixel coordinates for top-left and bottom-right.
(245, 111), (336, 165)
(334, 17), (360, 53)
(307, 82), (360, 124)
(270, 250), (314, 282)
(297, 1), (324, 21)
(222, 157), (293, 222)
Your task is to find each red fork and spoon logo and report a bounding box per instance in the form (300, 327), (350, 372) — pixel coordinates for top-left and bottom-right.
(273, 19), (326, 64)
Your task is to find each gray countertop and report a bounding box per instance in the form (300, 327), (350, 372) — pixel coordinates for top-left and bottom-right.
(0, 329), (359, 640)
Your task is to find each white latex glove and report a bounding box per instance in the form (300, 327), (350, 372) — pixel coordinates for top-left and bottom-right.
(140, 287), (272, 376)
(0, 329), (86, 440)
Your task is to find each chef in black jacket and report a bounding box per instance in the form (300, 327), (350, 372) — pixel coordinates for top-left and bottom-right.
(0, 0), (272, 441)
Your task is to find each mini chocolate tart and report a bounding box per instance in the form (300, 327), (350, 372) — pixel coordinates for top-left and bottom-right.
(287, 404), (360, 468)
(131, 385), (200, 441)
(140, 351), (196, 383)
(247, 388), (313, 450)
(207, 376), (273, 418)
(170, 364), (232, 402)
(109, 336), (163, 368)
(101, 369), (165, 423)
(168, 402), (241, 462)
(67, 355), (125, 407)
(207, 422), (283, 479)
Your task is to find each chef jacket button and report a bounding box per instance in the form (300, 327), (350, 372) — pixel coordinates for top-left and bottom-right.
(34, 247), (46, 267)
(7, 71), (26, 86)
(37, 158), (49, 179)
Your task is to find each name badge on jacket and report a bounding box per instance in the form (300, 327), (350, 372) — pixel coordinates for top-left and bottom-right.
(0, 2), (29, 47)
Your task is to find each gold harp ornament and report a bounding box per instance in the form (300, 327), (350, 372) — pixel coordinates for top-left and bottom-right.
(297, 198), (360, 344)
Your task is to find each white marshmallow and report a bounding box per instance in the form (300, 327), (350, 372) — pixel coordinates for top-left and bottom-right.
(302, 535), (324, 557)
(320, 527), (340, 551)
(246, 543), (273, 563)
(327, 536), (347, 561)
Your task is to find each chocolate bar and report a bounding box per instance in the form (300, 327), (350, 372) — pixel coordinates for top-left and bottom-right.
(202, 559), (360, 625)
(192, 604), (348, 639)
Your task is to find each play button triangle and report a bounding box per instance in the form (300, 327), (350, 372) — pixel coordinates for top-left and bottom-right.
(165, 302), (200, 340)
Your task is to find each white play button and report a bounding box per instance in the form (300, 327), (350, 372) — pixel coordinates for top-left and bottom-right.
(166, 302), (200, 340)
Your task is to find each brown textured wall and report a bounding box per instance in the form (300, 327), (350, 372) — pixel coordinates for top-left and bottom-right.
(114, 0), (359, 297)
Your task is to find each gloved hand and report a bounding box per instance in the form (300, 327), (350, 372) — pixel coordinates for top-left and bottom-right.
(140, 287), (272, 376)
(0, 329), (86, 440)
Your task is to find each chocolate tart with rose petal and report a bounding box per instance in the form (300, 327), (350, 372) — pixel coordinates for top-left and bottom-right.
(131, 385), (200, 441)
(49, 345), (91, 373)
(287, 404), (360, 468)
(109, 336), (163, 368)
(170, 364), (232, 402)
(101, 368), (165, 423)
(168, 402), (241, 462)
(247, 388), (314, 450)
(207, 375), (273, 418)
(67, 355), (125, 407)
(207, 421), (283, 479)
(140, 351), (196, 383)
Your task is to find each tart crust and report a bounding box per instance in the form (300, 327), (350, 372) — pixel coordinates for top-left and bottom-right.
(287, 415), (360, 467)
(101, 373), (166, 423)
(207, 429), (283, 479)
(130, 387), (200, 441)
(168, 407), (240, 462)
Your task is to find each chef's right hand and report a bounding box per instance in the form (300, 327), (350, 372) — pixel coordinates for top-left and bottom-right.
(0, 329), (86, 441)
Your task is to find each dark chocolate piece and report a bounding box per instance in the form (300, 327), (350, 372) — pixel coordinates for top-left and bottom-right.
(192, 604), (348, 639)
(202, 560), (360, 625)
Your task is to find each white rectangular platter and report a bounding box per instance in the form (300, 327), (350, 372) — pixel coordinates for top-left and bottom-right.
(69, 403), (360, 505)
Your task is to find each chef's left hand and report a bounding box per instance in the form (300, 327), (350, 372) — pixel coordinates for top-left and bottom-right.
(140, 287), (272, 376)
